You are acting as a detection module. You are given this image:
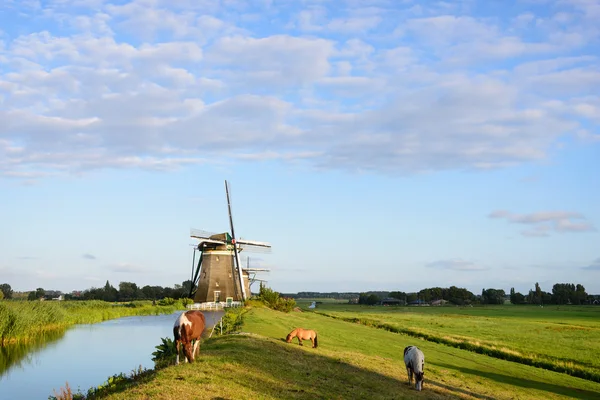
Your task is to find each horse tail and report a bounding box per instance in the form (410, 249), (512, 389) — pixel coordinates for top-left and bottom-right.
(314, 333), (318, 348)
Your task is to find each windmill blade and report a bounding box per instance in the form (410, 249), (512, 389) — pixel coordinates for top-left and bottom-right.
(235, 238), (271, 247)
(225, 180), (247, 301)
(237, 243), (272, 253)
(189, 247), (196, 289)
(189, 249), (203, 298)
(190, 228), (220, 240)
(236, 238), (272, 253)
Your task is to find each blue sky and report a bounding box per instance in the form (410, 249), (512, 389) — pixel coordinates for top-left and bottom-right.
(1, 0), (599, 295)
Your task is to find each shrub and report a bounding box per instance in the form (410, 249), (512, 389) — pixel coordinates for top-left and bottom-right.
(157, 297), (175, 306)
(257, 285), (296, 313)
(181, 298), (193, 307)
(218, 307), (247, 335)
(152, 337), (176, 369)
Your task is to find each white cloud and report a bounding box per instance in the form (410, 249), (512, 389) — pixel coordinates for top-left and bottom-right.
(327, 16), (382, 33)
(0, 1), (598, 179)
(489, 210), (596, 236)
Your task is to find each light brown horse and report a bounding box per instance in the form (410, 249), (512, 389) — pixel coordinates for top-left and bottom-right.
(173, 310), (206, 364)
(286, 328), (318, 348)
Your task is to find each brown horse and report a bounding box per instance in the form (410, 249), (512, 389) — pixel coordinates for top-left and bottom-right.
(173, 310), (206, 364)
(286, 328), (318, 348)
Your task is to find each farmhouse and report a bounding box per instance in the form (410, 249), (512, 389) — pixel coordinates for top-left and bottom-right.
(381, 297), (403, 306)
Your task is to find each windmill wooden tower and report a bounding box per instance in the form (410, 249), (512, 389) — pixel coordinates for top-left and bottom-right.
(188, 181), (271, 304)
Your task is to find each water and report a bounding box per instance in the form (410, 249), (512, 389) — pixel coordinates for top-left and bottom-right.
(0, 310), (223, 400)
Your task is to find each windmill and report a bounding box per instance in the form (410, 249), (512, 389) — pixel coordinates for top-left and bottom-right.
(188, 180), (271, 304)
(244, 256), (271, 292)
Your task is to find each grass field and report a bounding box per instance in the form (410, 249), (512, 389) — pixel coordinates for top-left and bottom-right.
(310, 303), (600, 382)
(79, 304), (600, 400)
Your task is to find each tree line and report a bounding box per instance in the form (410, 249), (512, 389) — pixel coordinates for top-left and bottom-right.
(351, 283), (595, 306)
(1, 281), (596, 305)
(359, 286), (477, 305)
(509, 282), (592, 305)
(0, 280), (196, 302)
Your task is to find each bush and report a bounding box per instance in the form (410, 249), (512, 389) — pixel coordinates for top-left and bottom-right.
(152, 337), (176, 369)
(257, 285), (296, 313)
(216, 307), (247, 335)
(181, 298), (193, 307)
(157, 297), (175, 306)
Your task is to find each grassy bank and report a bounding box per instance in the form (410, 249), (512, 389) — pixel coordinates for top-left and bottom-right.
(310, 304), (600, 382)
(65, 306), (600, 399)
(0, 300), (186, 346)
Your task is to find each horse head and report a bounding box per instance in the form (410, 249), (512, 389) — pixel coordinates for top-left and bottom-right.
(415, 371), (424, 391)
(182, 340), (196, 363)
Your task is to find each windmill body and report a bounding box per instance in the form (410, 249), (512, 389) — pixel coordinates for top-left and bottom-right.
(189, 181), (271, 305)
(193, 233), (241, 303)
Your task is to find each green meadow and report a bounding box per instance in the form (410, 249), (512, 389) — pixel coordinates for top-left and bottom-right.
(80, 304), (600, 400)
(312, 304), (600, 382)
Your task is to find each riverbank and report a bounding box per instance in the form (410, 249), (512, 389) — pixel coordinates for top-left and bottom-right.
(0, 300), (187, 346)
(57, 306), (600, 399)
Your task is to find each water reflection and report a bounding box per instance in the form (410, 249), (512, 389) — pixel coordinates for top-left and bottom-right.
(0, 310), (223, 400)
(0, 329), (67, 376)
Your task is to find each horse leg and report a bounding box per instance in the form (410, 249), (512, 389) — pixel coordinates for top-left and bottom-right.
(297, 337), (303, 346)
(192, 339), (200, 360)
(406, 367), (412, 385)
(175, 340), (180, 365)
(310, 337), (315, 348)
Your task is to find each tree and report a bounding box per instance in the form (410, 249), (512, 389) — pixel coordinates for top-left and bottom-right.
(0, 290), (4, 300)
(103, 281), (118, 302)
(552, 283), (575, 305)
(141, 285), (164, 300)
(28, 288), (45, 300)
(513, 292), (526, 304)
(0, 283), (13, 299)
(535, 282), (542, 304)
(181, 280), (195, 297)
(510, 287), (516, 304)
(118, 282), (139, 301)
(481, 288), (505, 305)
(389, 291), (406, 300)
(358, 292), (381, 305)
(573, 284), (587, 305)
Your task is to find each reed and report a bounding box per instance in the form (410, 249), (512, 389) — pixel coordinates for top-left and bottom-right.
(0, 300), (185, 346)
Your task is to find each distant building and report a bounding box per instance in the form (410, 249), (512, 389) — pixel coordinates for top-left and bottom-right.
(431, 299), (448, 306)
(381, 297), (403, 306)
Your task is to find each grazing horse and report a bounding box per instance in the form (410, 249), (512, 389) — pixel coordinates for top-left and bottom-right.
(173, 310), (206, 365)
(404, 345), (425, 391)
(286, 328), (318, 348)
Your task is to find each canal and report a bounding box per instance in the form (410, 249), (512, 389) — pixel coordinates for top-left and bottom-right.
(0, 310), (223, 399)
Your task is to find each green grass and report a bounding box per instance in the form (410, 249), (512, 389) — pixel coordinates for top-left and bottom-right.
(0, 300), (186, 346)
(70, 306), (600, 400)
(309, 304), (600, 382)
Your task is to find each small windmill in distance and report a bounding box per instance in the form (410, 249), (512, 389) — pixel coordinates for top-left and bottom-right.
(188, 180), (271, 304)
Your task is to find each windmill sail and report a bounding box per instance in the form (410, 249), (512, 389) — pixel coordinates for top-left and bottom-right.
(225, 180), (247, 301)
